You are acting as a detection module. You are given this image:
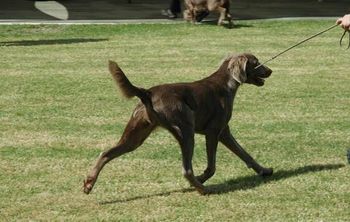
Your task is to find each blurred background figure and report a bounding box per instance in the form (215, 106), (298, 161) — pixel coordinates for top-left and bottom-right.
(161, 0), (209, 21)
(161, 0), (181, 19)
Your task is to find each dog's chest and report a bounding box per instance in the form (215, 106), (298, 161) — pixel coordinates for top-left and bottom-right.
(194, 91), (234, 132)
(219, 93), (234, 121)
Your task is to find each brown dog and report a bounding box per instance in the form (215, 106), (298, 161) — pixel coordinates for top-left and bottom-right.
(183, 0), (232, 26)
(83, 53), (273, 195)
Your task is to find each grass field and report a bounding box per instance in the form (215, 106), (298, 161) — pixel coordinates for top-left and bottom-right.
(0, 20), (349, 221)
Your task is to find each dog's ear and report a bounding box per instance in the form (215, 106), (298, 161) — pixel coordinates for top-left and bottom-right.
(228, 55), (248, 84)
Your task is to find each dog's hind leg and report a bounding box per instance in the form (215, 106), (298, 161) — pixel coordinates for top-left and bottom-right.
(83, 107), (155, 194)
(219, 126), (273, 177)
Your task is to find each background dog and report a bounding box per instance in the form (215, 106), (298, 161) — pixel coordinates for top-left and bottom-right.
(84, 53), (273, 195)
(183, 0), (232, 26)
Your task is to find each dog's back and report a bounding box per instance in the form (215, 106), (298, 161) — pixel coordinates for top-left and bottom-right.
(186, 0), (229, 9)
(109, 61), (201, 129)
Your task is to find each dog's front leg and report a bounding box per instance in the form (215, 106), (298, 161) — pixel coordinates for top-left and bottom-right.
(196, 134), (218, 184)
(181, 143), (207, 195)
(170, 124), (207, 195)
(216, 6), (227, 26)
(180, 136), (207, 195)
(219, 126), (273, 177)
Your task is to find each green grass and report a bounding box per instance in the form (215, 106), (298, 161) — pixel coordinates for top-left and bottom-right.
(0, 20), (349, 221)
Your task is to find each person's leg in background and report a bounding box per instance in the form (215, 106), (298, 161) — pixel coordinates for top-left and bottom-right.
(162, 0), (181, 19)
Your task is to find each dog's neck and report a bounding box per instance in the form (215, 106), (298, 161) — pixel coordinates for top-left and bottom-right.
(203, 70), (240, 109)
(227, 74), (241, 91)
(209, 61), (241, 93)
(225, 58), (242, 89)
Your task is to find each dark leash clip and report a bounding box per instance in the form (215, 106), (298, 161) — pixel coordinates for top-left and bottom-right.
(339, 30), (350, 49)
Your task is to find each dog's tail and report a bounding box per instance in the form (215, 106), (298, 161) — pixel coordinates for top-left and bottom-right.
(108, 60), (197, 132)
(108, 60), (151, 104)
(108, 60), (167, 126)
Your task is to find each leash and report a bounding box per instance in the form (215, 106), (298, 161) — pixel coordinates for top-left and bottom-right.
(340, 29), (350, 49)
(255, 23), (349, 69)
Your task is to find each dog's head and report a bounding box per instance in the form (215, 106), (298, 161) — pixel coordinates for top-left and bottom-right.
(227, 53), (272, 87)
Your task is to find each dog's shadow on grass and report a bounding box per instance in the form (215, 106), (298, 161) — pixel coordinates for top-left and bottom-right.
(206, 163), (345, 194)
(0, 38), (108, 47)
(199, 19), (253, 29)
(99, 163), (345, 205)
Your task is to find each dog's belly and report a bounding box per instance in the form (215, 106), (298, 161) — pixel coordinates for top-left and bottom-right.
(193, 108), (231, 134)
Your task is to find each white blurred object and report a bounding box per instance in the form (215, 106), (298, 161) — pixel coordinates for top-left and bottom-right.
(34, 1), (69, 20)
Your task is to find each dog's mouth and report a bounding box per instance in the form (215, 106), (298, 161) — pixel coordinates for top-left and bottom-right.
(252, 69), (272, 86)
(253, 76), (267, 86)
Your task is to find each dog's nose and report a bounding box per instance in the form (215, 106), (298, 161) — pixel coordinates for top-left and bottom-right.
(265, 67), (272, 76)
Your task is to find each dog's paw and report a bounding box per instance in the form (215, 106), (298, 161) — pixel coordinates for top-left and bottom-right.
(83, 177), (95, 194)
(259, 168), (273, 177)
(195, 186), (210, 195)
(195, 175), (207, 184)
